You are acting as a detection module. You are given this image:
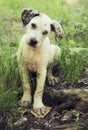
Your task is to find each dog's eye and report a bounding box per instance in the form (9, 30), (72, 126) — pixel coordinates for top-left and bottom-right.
(42, 31), (48, 35)
(31, 23), (36, 29)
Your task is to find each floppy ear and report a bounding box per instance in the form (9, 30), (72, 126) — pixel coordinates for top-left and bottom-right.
(21, 8), (40, 26)
(51, 20), (64, 42)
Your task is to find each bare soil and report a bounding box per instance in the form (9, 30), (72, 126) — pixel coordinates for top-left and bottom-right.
(0, 77), (88, 130)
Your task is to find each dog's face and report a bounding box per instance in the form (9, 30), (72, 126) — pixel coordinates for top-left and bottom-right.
(26, 14), (53, 47)
(21, 9), (64, 47)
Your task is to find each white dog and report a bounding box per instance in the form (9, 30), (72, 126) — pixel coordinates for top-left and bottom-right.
(17, 9), (64, 118)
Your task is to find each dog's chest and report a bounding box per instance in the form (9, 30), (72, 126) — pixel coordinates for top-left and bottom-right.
(23, 47), (47, 72)
(28, 58), (41, 72)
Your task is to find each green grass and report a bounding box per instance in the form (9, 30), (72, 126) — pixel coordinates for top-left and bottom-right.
(0, 0), (88, 114)
(59, 47), (88, 82)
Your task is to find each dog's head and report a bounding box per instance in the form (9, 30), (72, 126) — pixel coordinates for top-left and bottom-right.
(21, 9), (64, 47)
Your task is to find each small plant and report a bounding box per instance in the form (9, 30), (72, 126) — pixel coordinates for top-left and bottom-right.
(0, 90), (17, 113)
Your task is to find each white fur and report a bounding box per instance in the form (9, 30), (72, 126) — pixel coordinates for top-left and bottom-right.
(17, 13), (62, 114)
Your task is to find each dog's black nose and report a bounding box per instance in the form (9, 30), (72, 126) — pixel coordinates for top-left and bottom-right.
(30, 38), (38, 47)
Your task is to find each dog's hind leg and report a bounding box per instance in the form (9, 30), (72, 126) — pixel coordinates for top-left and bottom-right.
(47, 45), (61, 85)
(47, 63), (59, 85)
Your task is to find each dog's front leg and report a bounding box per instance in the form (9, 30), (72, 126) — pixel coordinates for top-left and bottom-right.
(20, 67), (32, 107)
(31, 68), (51, 118)
(18, 60), (32, 107)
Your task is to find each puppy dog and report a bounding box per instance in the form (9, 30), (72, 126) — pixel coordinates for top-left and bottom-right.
(17, 9), (64, 118)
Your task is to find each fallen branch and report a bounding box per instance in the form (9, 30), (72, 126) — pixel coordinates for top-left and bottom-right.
(43, 88), (88, 112)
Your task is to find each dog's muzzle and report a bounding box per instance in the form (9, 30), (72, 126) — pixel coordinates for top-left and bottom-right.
(28, 38), (38, 47)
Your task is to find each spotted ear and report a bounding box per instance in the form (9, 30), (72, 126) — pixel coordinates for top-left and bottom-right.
(51, 20), (64, 42)
(21, 8), (40, 26)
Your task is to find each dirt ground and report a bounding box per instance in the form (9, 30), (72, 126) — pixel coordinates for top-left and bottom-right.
(0, 76), (88, 130)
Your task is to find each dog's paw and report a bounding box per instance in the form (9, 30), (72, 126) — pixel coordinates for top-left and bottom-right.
(19, 100), (31, 108)
(18, 95), (32, 108)
(48, 76), (59, 85)
(31, 106), (51, 118)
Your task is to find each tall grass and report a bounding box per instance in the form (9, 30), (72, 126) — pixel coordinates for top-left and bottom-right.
(0, 42), (19, 112)
(59, 46), (88, 82)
